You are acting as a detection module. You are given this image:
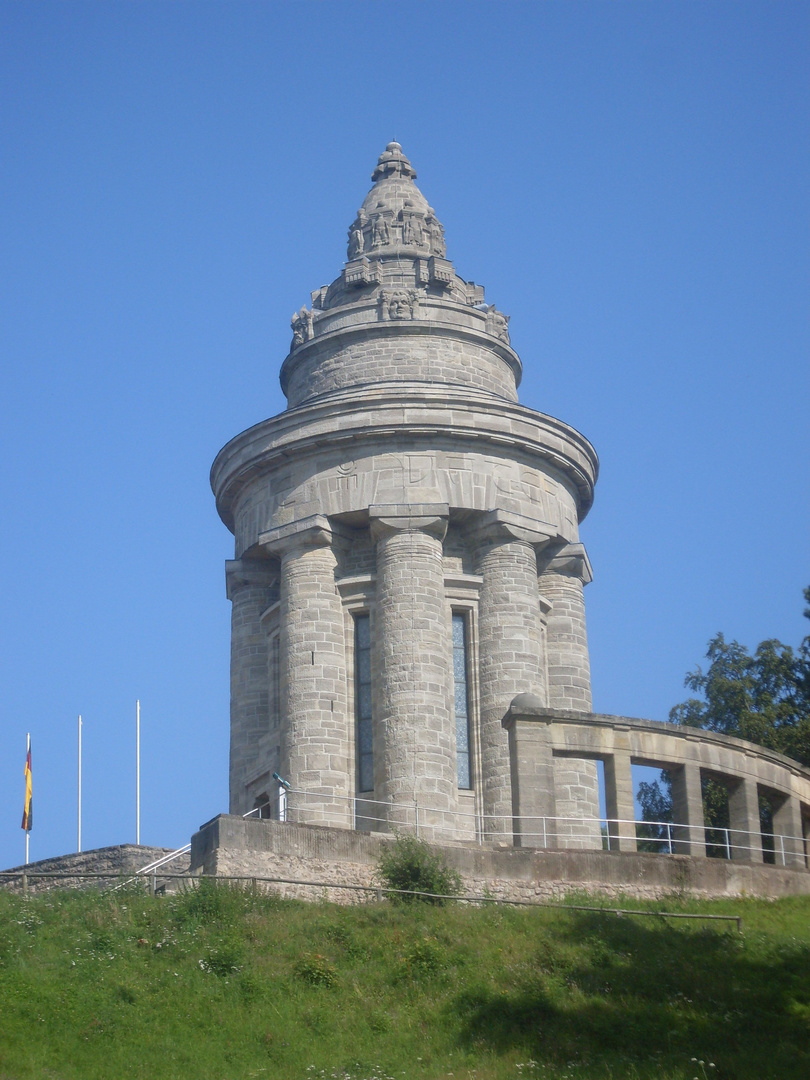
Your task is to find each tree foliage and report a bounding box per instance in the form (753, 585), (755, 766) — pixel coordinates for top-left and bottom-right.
(669, 586), (810, 767)
(637, 588), (809, 852)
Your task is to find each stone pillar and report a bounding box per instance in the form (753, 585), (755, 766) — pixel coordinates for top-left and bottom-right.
(226, 558), (278, 815)
(259, 516), (351, 828)
(538, 542), (600, 847)
(670, 763), (706, 857)
(503, 714), (556, 848)
(604, 746), (637, 852)
(537, 542), (593, 711)
(727, 776), (763, 862)
(369, 503), (456, 837)
(472, 511), (552, 841)
(771, 792), (805, 868)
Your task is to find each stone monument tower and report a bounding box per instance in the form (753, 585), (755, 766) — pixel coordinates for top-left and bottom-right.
(212, 143), (600, 843)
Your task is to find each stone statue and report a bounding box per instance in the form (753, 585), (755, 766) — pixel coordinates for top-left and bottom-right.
(371, 214), (390, 247)
(485, 305), (510, 343)
(348, 217), (365, 259)
(291, 306), (314, 347)
(427, 215), (446, 257)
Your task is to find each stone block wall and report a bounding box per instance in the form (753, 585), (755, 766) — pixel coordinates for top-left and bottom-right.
(281, 323), (521, 408)
(1, 845), (189, 894)
(190, 816), (810, 903)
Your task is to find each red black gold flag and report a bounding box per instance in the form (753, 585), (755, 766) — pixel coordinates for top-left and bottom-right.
(21, 743), (32, 831)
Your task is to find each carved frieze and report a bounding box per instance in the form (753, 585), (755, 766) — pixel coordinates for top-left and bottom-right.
(346, 202), (447, 259)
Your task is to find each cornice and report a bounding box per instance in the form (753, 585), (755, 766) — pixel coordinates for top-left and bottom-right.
(211, 388), (599, 533)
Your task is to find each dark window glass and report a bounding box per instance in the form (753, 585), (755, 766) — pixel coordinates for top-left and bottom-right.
(355, 614), (373, 791)
(453, 612), (471, 788)
(270, 635), (280, 730)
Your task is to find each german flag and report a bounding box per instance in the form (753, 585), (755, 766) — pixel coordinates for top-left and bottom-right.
(21, 742), (32, 832)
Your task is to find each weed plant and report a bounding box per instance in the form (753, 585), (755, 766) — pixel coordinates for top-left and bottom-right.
(0, 883), (808, 1079)
(376, 833), (462, 902)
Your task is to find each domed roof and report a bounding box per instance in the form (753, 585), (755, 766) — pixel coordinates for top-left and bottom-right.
(347, 142), (446, 260)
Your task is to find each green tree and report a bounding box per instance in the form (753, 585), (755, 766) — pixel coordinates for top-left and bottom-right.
(669, 586), (810, 767)
(637, 587), (810, 854)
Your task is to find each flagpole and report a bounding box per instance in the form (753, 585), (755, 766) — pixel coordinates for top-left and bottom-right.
(25, 732), (30, 866)
(135, 700), (140, 846)
(77, 715), (82, 853)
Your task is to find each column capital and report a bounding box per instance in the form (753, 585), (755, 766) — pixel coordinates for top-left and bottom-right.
(538, 541), (593, 585)
(470, 509), (557, 549)
(258, 514), (334, 557)
(369, 503), (448, 542)
(225, 557), (277, 600)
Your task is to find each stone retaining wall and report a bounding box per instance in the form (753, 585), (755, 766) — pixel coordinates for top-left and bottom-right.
(190, 815), (810, 904)
(1, 844), (190, 894)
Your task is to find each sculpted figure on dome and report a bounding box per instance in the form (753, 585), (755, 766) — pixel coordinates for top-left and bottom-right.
(347, 215), (366, 259)
(291, 306), (314, 347)
(371, 214), (391, 247)
(381, 289), (421, 320)
(426, 214), (446, 257)
(485, 305), (510, 343)
(401, 212), (424, 247)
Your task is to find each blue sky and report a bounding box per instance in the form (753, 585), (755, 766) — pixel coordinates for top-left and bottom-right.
(2, 1), (808, 871)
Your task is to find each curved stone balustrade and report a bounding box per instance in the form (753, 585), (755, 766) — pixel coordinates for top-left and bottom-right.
(505, 698), (810, 869)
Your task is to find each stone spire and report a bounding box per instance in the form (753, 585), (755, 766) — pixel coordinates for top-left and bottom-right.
(283, 142), (518, 407)
(347, 142), (446, 261)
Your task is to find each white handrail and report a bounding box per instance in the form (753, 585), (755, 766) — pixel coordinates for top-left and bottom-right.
(271, 786), (807, 864)
(135, 844), (191, 876)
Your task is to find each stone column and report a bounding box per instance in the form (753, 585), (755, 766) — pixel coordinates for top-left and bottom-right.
(259, 516), (351, 828)
(537, 542), (593, 711)
(369, 503), (456, 837)
(771, 792), (805, 868)
(503, 714), (557, 848)
(727, 776), (763, 862)
(226, 558), (278, 815)
(670, 763), (706, 857)
(472, 511), (552, 841)
(538, 542), (600, 847)
(604, 745), (637, 852)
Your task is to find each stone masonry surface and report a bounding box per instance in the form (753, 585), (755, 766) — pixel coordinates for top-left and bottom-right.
(191, 817), (810, 903)
(1, 845), (189, 894)
(212, 143), (602, 843)
(209, 142), (809, 879)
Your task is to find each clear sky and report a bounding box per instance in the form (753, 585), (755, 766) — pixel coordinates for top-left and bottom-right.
(1, 1), (808, 871)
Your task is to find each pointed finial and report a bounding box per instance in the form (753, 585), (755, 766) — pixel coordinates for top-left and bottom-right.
(372, 142), (416, 183)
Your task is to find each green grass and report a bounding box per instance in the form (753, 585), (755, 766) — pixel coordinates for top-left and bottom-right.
(0, 884), (808, 1080)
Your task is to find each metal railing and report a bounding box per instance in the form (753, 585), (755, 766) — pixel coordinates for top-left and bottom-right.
(268, 786), (807, 867)
(117, 803), (272, 891)
(111, 843), (192, 894)
(0, 867), (743, 929)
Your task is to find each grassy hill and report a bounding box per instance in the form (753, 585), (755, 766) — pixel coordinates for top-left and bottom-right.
(0, 883), (808, 1080)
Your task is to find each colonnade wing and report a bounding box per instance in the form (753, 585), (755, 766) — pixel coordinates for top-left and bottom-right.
(506, 705), (810, 865)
